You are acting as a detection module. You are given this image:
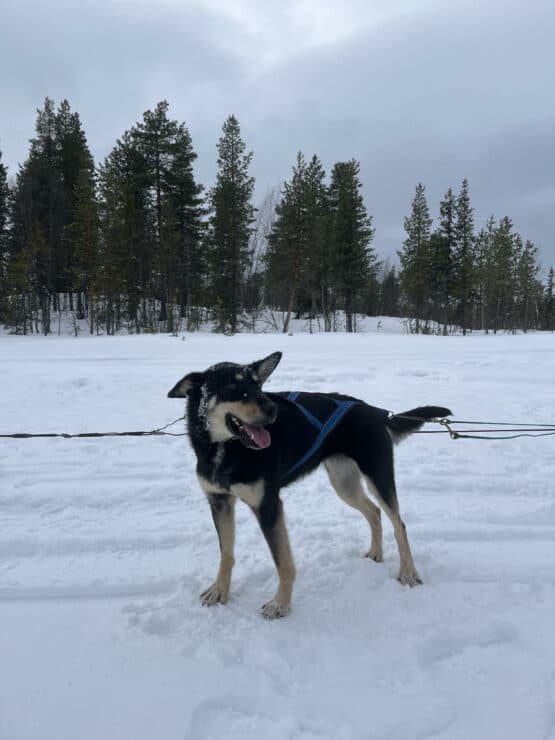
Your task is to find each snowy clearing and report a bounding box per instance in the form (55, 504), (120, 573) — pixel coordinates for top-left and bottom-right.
(1, 329), (555, 740)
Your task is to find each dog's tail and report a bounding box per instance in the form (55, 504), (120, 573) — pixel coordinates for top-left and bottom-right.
(385, 406), (452, 443)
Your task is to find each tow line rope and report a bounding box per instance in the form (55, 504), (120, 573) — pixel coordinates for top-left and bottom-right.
(390, 414), (555, 440)
(1, 415), (554, 442)
(0, 416), (187, 439)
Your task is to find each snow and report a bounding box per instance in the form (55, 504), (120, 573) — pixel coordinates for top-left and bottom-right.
(1, 329), (555, 740)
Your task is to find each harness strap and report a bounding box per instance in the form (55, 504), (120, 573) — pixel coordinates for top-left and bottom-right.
(284, 393), (358, 477)
(286, 391), (327, 430)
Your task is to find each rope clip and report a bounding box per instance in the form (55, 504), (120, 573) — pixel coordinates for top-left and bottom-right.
(438, 417), (459, 440)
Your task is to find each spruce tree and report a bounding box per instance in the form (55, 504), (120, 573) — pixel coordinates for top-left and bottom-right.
(55, 99), (95, 302)
(4, 221), (47, 334)
(328, 159), (376, 332)
(162, 123), (205, 327)
(303, 155), (330, 327)
(266, 153), (330, 331)
(516, 240), (540, 332)
(7, 98), (95, 331)
(96, 153), (129, 334)
(135, 101), (178, 323)
(509, 234), (523, 333)
(543, 267), (554, 331)
(440, 188), (456, 245)
(490, 216), (515, 332)
(399, 183), (432, 332)
(71, 162), (100, 331)
(9, 153), (54, 332)
(379, 263), (401, 317)
(453, 178), (475, 334)
(474, 216), (496, 331)
(434, 187), (456, 329)
(265, 152), (313, 332)
(98, 130), (154, 333)
(0, 149), (9, 312)
(206, 115), (255, 333)
(24, 97), (59, 329)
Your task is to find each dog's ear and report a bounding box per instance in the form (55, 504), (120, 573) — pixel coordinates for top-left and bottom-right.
(249, 352), (282, 384)
(167, 372), (204, 398)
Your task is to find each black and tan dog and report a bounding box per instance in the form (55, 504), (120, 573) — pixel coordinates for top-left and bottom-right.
(168, 352), (451, 619)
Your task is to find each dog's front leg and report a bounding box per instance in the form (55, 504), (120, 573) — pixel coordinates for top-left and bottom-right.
(201, 493), (236, 606)
(253, 495), (296, 619)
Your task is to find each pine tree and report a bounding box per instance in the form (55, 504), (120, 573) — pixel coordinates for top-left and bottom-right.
(399, 183), (432, 332)
(206, 115), (255, 333)
(328, 159), (376, 332)
(453, 178), (475, 334)
(96, 103), (204, 333)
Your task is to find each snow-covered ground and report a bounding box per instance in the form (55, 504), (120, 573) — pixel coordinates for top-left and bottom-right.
(1, 329), (554, 740)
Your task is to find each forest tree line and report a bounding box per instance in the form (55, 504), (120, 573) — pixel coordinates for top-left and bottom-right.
(0, 98), (552, 335)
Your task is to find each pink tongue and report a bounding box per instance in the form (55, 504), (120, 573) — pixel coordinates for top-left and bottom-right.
(243, 423), (271, 448)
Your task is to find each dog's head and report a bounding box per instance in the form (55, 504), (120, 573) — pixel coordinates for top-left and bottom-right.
(168, 352), (281, 449)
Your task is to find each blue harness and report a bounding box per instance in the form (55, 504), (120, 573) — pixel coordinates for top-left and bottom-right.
(284, 392), (358, 477)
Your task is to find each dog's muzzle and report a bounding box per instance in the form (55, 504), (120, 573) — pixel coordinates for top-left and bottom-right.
(225, 401), (277, 450)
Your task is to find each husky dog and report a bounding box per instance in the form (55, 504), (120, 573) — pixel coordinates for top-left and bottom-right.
(168, 352), (451, 619)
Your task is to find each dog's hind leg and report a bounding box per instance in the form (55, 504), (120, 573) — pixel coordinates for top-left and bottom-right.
(364, 476), (422, 587)
(251, 495), (296, 619)
(200, 493), (236, 606)
(324, 455), (383, 562)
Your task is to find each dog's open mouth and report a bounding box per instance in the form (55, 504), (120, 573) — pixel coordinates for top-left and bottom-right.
(226, 414), (271, 449)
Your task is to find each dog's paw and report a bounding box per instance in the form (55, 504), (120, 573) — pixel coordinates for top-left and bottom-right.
(397, 570), (423, 587)
(364, 547), (383, 562)
(260, 599), (290, 619)
(200, 583), (229, 606)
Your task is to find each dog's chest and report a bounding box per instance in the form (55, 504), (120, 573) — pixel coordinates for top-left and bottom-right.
(196, 442), (247, 493)
(212, 443), (225, 472)
(196, 445), (264, 508)
(197, 444), (228, 488)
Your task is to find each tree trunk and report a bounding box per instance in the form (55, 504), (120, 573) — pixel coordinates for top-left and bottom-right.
(283, 286), (296, 333)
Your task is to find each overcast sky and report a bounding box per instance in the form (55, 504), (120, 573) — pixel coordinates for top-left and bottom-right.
(1, 0), (554, 268)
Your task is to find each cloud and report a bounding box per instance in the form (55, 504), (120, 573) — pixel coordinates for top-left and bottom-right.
(238, 0), (555, 260)
(1, 0), (554, 264)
